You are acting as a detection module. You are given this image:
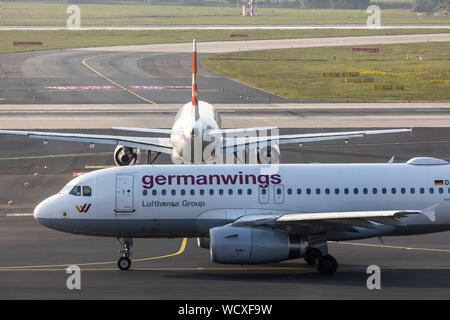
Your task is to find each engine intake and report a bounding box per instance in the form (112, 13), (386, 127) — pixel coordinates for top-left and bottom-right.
(114, 145), (137, 166)
(210, 226), (306, 264)
(257, 145), (280, 164)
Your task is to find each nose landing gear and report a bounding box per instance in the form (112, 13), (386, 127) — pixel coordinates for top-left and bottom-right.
(117, 238), (133, 271)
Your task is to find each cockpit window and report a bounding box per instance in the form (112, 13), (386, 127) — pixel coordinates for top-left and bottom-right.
(69, 186), (81, 196)
(83, 186), (92, 197)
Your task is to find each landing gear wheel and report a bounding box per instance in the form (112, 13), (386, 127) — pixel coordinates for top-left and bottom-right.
(304, 247), (322, 265)
(118, 256), (131, 271)
(316, 255), (338, 275)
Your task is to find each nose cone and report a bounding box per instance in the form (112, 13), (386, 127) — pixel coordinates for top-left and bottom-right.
(34, 195), (57, 225)
(33, 199), (47, 223)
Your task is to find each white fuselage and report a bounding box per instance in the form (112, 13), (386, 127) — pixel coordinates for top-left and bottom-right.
(34, 159), (450, 240)
(169, 101), (221, 164)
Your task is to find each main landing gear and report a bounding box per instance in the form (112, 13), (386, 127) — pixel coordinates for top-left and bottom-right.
(117, 237), (133, 271)
(304, 237), (338, 275)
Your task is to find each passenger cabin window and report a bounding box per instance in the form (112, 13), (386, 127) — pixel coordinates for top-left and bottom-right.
(83, 186), (91, 197)
(69, 186), (81, 196)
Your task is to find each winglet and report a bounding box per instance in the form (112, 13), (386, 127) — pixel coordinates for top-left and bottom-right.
(422, 202), (441, 222)
(192, 39), (198, 108)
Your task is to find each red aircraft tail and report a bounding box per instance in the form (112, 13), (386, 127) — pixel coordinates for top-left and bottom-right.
(192, 39), (198, 108)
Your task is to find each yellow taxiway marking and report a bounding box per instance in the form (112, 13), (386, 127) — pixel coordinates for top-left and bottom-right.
(84, 165), (115, 169)
(5, 213), (33, 217)
(281, 140), (450, 150)
(329, 241), (450, 253)
(0, 152), (112, 161)
(82, 55), (158, 105)
(0, 238), (187, 270)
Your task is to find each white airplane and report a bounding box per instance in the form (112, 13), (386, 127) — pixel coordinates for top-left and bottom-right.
(0, 39), (410, 165)
(34, 157), (450, 274)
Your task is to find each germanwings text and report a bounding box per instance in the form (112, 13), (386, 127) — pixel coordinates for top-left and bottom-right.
(142, 171), (281, 189)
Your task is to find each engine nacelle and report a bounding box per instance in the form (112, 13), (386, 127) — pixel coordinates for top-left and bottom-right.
(114, 145), (137, 166)
(197, 237), (210, 249)
(257, 144), (280, 164)
(210, 226), (306, 264)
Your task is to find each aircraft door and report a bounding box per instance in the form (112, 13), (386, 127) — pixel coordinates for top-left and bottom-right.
(116, 174), (135, 213)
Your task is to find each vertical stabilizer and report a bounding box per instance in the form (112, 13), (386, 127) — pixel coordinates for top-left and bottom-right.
(192, 39), (198, 108)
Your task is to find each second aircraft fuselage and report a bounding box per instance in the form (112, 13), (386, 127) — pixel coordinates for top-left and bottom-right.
(169, 101), (221, 164)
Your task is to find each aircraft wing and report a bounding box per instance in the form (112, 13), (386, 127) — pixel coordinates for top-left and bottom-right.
(0, 129), (173, 154)
(231, 204), (439, 233)
(217, 128), (411, 155)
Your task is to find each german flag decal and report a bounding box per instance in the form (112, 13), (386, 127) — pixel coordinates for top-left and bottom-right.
(434, 180), (444, 186)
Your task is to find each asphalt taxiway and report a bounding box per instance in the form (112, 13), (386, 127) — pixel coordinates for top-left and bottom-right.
(0, 36), (449, 299)
(0, 128), (449, 299)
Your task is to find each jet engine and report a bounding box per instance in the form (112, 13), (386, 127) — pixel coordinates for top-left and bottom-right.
(257, 145), (280, 164)
(113, 145), (137, 166)
(209, 226), (306, 264)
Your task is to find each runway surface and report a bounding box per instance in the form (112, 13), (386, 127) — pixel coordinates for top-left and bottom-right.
(0, 34), (449, 299)
(0, 127), (449, 299)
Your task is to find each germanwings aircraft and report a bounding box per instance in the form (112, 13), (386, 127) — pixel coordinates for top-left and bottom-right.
(0, 40), (410, 165)
(34, 157), (450, 274)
